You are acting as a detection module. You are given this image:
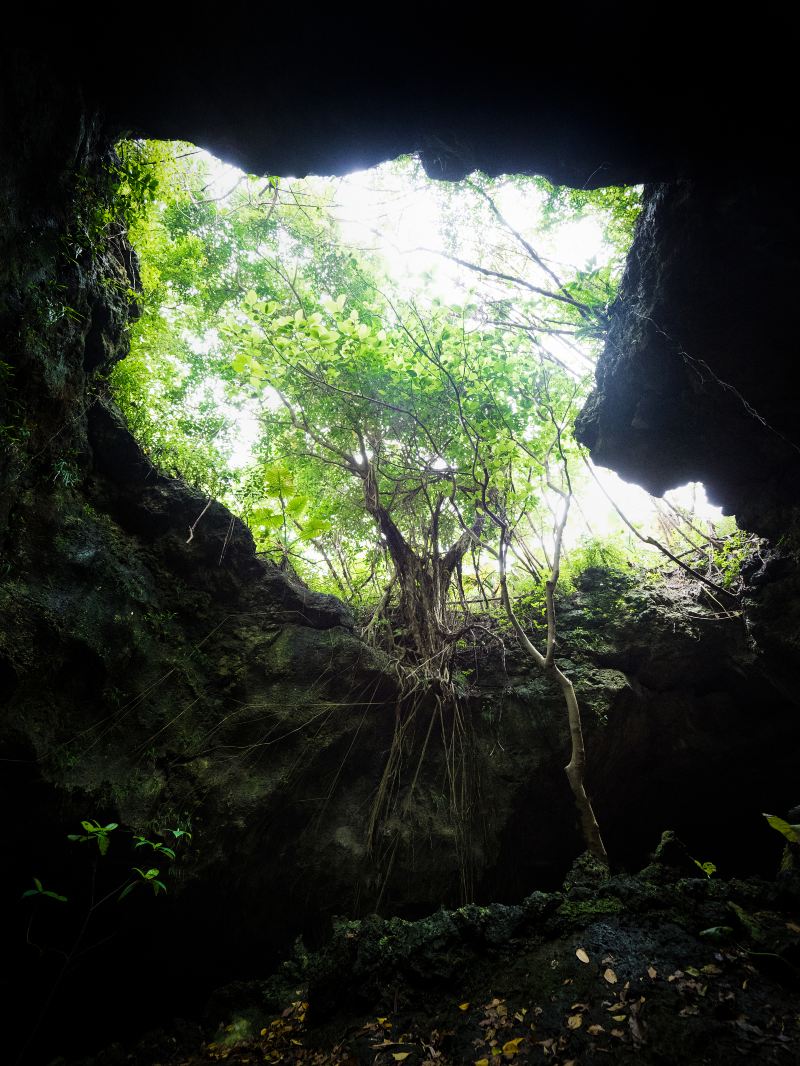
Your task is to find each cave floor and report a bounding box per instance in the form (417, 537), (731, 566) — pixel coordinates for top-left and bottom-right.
(67, 851), (800, 1066)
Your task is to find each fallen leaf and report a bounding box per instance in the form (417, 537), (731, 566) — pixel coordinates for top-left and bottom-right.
(612, 1014), (627, 1022)
(502, 1037), (524, 1057)
(475, 1059), (489, 1066)
(611, 1028), (625, 1038)
(575, 947), (590, 964)
(647, 966), (657, 979)
(459, 1003), (470, 1011)
(607, 1002), (625, 1012)
(603, 968), (618, 985)
(587, 1024), (606, 1036)
(679, 1006), (700, 1017)
(513, 1009), (527, 1022)
(701, 964), (721, 975)
(392, 1055), (411, 1062)
(566, 1014), (583, 1030)
(786, 920), (800, 933)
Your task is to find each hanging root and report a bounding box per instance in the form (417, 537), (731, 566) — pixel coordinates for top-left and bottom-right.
(364, 643), (482, 907)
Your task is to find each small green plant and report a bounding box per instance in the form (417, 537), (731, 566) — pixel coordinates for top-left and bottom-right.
(693, 858), (717, 878)
(166, 825), (192, 843)
(19, 816), (191, 1062)
(67, 819), (118, 855)
(118, 866), (167, 901)
(133, 835), (176, 859)
(51, 457), (81, 487)
(21, 877), (68, 903)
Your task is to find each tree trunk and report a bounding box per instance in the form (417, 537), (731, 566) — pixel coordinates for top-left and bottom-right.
(361, 459), (483, 666)
(549, 662), (608, 864)
(498, 522), (608, 866)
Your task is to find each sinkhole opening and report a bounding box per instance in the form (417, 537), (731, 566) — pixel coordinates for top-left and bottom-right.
(111, 140), (751, 613)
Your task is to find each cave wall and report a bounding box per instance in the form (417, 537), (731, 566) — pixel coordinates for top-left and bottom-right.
(576, 180), (800, 539)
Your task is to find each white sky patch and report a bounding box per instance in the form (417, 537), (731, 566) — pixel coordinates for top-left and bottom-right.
(227, 401), (262, 468)
(330, 164), (610, 306)
(570, 467), (726, 549)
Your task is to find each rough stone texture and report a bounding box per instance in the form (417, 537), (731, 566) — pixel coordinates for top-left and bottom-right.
(576, 181), (800, 539)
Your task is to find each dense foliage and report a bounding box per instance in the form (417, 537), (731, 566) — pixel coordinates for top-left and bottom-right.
(112, 143), (647, 604)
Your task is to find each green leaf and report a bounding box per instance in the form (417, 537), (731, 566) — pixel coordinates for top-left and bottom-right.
(763, 813), (800, 844)
(118, 882), (137, 902)
(285, 494), (308, 518)
(297, 517), (332, 541)
(693, 859), (716, 878)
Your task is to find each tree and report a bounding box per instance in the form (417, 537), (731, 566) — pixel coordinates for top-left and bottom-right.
(111, 141), (649, 874)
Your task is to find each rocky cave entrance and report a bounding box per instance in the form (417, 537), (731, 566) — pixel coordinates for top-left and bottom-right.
(3, 59), (800, 1060)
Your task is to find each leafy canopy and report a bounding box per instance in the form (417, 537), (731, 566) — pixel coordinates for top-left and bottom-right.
(110, 142), (750, 608)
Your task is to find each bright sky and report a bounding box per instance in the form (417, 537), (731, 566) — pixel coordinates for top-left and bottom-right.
(195, 150), (729, 544)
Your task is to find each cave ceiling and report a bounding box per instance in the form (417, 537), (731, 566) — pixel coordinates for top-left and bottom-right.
(22, 15), (796, 186)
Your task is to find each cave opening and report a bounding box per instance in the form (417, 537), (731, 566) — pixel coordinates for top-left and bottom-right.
(112, 140), (742, 607)
(98, 142), (783, 891)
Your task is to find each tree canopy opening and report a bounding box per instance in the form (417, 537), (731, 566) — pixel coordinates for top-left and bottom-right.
(108, 142), (755, 875)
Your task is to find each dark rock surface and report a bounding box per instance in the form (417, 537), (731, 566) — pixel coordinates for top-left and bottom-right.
(576, 181), (800, 539)
(7, 16), (798, 186)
